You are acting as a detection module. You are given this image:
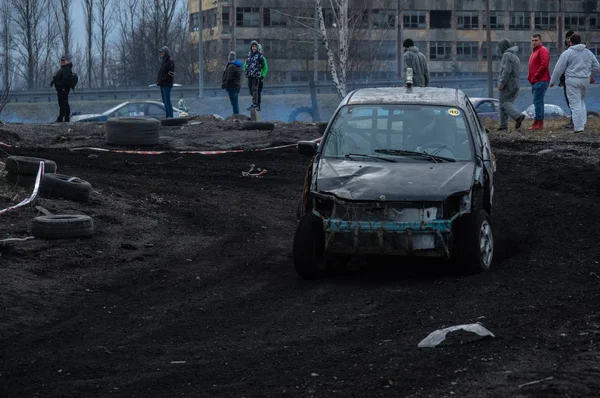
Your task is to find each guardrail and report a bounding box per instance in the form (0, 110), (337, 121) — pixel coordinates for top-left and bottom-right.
(7, 77), (531, 103)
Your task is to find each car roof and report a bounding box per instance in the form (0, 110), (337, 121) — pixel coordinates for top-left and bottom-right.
(342, 87), (470, 108)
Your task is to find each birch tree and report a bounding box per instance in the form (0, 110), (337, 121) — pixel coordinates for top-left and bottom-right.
(316, 0), (349, 98)
(83, 0), (93, 87)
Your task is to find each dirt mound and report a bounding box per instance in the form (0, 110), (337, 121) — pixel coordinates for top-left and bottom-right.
(0, 128), (21, 144)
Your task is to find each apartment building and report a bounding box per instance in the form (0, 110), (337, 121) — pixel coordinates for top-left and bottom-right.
(189, 0), (600, 83)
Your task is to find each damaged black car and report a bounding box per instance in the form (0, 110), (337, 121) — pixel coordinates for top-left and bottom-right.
(294, 87), (496, 279)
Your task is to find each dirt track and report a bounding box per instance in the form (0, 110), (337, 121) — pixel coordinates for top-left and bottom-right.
(1, 119), (600, 397)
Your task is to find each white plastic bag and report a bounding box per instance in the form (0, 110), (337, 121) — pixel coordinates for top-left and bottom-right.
(418, 323), (494, 348)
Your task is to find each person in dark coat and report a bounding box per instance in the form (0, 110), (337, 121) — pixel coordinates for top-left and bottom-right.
(156, 46), (175, 118)
(50, 55), (73, 122)
(244, 40), (264, 111)
(222, 51), (242, 115)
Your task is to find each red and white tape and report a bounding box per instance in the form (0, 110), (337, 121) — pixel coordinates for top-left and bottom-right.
(0, 162), (44, 216)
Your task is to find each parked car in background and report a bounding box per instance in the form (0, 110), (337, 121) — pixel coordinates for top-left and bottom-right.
(71, 100), (188, 122)
(294, 87), (496, 280)
(521, 103), (568, 119)
(470, 97), (500, 120)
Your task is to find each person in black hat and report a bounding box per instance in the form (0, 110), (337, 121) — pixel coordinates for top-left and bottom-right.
(50, 55), (73, 122)
(156, 46), (175, 118)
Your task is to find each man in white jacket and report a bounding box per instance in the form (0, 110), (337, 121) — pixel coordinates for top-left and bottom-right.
(550, 34), (600, 133)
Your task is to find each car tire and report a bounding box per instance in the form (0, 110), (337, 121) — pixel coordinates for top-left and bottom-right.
(39, 173), (92, 202)
(30, 215), (94, 239)
(106, 117), (160, 146)
(239, 121), (275, 131)
(160, 118), (188, 126)
(5, 171), (38, 187)
(452, 209), (494, 274)
(4, 156), (57, 175)
(288, 106), (314, 123)
(293, 213), (326, 280)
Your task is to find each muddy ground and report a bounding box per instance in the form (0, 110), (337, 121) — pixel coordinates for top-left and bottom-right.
(1, 118), (599, 397)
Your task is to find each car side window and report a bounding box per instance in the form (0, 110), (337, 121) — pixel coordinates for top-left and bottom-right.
(476, 101), (494, 113)
(465, 100), (483, 148)
(146, 104), (165, 117)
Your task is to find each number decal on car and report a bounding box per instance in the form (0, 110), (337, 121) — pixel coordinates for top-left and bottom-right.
(447, 108), (461, 116)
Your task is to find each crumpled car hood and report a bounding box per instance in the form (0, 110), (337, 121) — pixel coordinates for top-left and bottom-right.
(316, 158), (475, 201)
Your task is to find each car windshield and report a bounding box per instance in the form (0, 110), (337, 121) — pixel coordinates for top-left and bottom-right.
(322, 104), (474, 162)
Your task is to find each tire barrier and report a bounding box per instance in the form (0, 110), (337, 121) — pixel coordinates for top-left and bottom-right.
(30, 214), (94, 239)
(39, 173), (92, 203)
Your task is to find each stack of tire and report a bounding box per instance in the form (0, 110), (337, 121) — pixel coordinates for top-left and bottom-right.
(2, 155), (94, 240)
(106, 117), (161, 146)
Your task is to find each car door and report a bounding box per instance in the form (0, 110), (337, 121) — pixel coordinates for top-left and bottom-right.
(466, 99), (494, 200)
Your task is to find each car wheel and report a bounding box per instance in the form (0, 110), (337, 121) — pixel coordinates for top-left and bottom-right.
(292, 213), (326, 280)
(452, 209), (494, 274)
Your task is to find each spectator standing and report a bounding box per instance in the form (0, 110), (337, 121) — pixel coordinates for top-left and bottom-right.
(550, 33), (600, 134)
(156, 46), (175, 118)
(50, 55), (73, 123)
(497, 39), (526, 131)
(402, 38), (429, 87)
(244, 40), (264, 111)
(527, 34), (551, 130)
(222, 51), (243, 115)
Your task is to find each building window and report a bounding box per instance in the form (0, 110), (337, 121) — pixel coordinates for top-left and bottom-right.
(202, 9), (217, 29)
(236, 39), (254, 59)
(190, 12), (199, 31)
(351, 10), (369, 29)
(430, 10), (451, 29)
(403, 11), (426, 29)
(456, 11), (479, 29)
(430, 41), (452, 60)
(483, 11), (505, 29)
(324, 9), (336, 27)
(482, 43), (500, 61)
(236, 7), (259, 27)
(509, 12), (531, 30)
(372, 9), (396, 28)
(534, 12), (556, 30)
(456, 42), (478, 60)
(375, 40), (396, 60)
(588, 43), (600, 57)
(264, 8), (287, 26)
(590, 14), (600, 30)
(261, 39), (287, 59)
(222, 10), (230, 26)
(222, 40), (230, 54)
(564, 13), (586, 30)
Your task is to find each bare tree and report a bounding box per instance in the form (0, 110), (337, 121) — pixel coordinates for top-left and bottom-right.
(55, 0), (72, 57)
(11, 0), (49, 89)
(316, 0), (349, 98)
(95, 0), (114, 87)
(83, 0), (93, 87)
(0, 1), (13, 114)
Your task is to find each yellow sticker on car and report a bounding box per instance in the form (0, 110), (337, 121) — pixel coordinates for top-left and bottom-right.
(448, 108), (460, 116)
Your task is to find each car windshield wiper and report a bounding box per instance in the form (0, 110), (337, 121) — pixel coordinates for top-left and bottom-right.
(345, 153), (396, 163)
(374, 149), (456, 163)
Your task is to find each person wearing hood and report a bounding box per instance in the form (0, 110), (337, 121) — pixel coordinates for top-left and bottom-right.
(402, 38), (429, 87)
(50, 55), (73, 122)
(497, 39), (526, 131)
(156, 46), (175, 118)
(222, 51), (243, 115)
(550, 33), (600, 134)
(244, 40), (264, 111)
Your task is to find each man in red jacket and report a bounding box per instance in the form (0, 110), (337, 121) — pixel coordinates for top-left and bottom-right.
(527, 34), (550, 130)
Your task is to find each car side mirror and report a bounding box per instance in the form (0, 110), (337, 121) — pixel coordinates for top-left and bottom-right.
(297, 141), (318, 157)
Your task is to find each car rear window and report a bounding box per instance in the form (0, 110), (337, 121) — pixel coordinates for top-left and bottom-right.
(322, 104), (474, 161)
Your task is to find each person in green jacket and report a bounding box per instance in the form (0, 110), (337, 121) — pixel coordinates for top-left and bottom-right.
(243, 43), (268, 111)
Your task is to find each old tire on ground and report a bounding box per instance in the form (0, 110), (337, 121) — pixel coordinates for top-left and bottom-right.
(288, 106), (314, 123)
(316, 122), (328, 134)
(239, 121), (275, 131)
(160, 118), (188, 126)
(39, 173), (92, 202)
(4, 156), (57, 175)
(587, 111), (599, 118)
(30, 215), (94, 239)
(293, 213), (326, 280)
(452, 209), (494, 275)
(5, 171), (38, 187)
(106, 117), (160, 146)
